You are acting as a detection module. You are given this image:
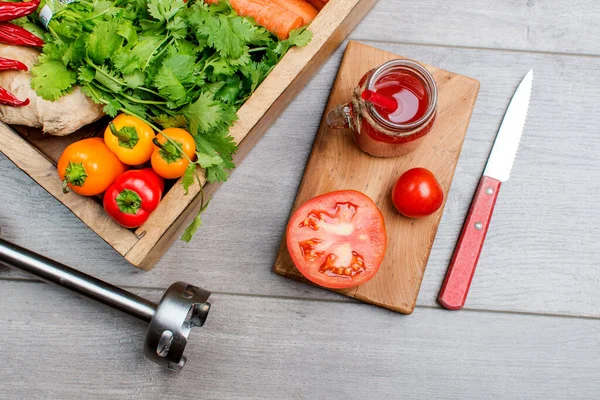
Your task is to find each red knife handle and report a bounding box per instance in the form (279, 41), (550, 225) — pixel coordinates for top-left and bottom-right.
(438, 176), (501, 310)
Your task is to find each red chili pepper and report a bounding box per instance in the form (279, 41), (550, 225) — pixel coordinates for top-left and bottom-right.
(0, 86), (29, 106)
(0, 0), (40, 22)
(103, 169), (165, 229)
(0, 22), (44, 47)
(0, 56), (27, 71)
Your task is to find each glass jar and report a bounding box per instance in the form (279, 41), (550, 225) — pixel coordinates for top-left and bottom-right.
(327, 59), (438, 158)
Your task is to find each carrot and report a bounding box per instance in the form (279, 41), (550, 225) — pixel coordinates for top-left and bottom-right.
(306, 0), (327, 11)
(204, 0), (304, 40)
(270, 0), (318, 24)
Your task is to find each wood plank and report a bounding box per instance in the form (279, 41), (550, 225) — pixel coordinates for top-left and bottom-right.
(13, 119), (107, 165)
(274, 41), (480, 314)
(2, 41), (600, 318)
(0, 280), (599, 399)
(351, 0), (600, 55)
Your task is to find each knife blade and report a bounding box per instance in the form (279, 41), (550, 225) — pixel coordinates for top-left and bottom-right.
(438, 70), (533, 310)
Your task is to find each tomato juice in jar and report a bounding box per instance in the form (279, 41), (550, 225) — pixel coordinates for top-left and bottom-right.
(327, 59), (438, 157)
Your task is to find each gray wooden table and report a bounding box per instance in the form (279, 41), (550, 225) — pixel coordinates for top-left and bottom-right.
(1, 1), (600, 398)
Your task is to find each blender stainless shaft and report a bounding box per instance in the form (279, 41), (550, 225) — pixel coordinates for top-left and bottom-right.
(0, 236), (211, 372)
(0, 238), (156, 322)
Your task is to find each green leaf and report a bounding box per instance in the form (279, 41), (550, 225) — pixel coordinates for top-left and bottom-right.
(287, 27), (313, 48)
(13, 19), (47, 41)
(207, 57), (236, 78)
(272, 27), (313, 57)
(123, 71), (146, 88)
(241, 61), (271, 92)
(103, 100), (121, 117)
(78, 65), (96, 83)
(87, 21), (124, 64)
(161, 53), (197, 82)
(113, 36), (164, 73)
(68, 34), (89, 65)
(194, 127), (237, 183)
(196, 152), (223, 168)
(116, 96), (150, 120)
(182, 164), (196, 195)
(215, 76), (242, 104)
(171, 39), (200, 57)
(187, 4), (246, 58)
(212, 16), (246, 58)
(93, 65), (124, 93)
(153, 66), (186, 104)
(166, 15), (188, 39)
(181, 210), (202, 242)
(117, 20), (139, 46)
(153, 114), (188, 128)
(230, 17), (272, 45)
(148, 0), (187, 22)
(31, 60), (77, 101)
(183, 91), (237, 135)
(181, 199), (210, 242)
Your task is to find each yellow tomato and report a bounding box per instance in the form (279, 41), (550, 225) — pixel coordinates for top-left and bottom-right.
(104, 114), (155, 165)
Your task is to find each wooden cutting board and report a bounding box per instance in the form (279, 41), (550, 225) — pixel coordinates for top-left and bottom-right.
(273, 41), (480, 314)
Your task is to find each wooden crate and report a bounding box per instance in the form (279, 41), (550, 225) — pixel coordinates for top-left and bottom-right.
(0, 0), (377, 270)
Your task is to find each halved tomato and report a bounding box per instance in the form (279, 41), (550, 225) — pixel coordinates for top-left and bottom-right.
(286, 190), (387, 289)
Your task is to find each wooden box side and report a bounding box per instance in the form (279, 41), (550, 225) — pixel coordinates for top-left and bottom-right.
(0, 0), (378, 269)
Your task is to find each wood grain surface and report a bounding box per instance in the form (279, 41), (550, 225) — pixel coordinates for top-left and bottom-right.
(2, 40), (599, 317)
(1, 0), (599, 398)
(274, 41), (479, 314)
(1, 281), (600, 399)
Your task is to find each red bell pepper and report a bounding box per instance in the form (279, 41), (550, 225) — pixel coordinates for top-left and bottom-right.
(103, 169), (164, 229)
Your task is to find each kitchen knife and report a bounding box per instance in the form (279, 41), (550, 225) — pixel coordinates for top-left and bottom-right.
(438, 70), (533, 310)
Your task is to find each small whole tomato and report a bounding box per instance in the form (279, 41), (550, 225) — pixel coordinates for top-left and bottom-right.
(392, 168), (443, 218)
(104, 114), (155, 166)
(151, 128), (196, 179)
(57, 138), (127, 196)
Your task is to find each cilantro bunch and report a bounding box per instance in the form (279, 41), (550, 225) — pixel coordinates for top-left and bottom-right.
(30, 0), (312, 184)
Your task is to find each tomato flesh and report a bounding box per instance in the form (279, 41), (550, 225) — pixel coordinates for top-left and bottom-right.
(286, 190), (387, 289)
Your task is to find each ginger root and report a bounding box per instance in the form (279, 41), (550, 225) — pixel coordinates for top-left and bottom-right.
(0, 44), (104, 136)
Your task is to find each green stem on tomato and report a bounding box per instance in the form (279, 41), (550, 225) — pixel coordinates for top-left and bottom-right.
(62, 161), (88, 193)
(116, 189), (142, 214)
(109, 122), (139, 148)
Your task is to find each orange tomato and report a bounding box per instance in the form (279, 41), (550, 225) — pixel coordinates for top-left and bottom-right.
(104, 114), (155, 166)
(151, 128), (196, 179)
(57, 138), (127, 196)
